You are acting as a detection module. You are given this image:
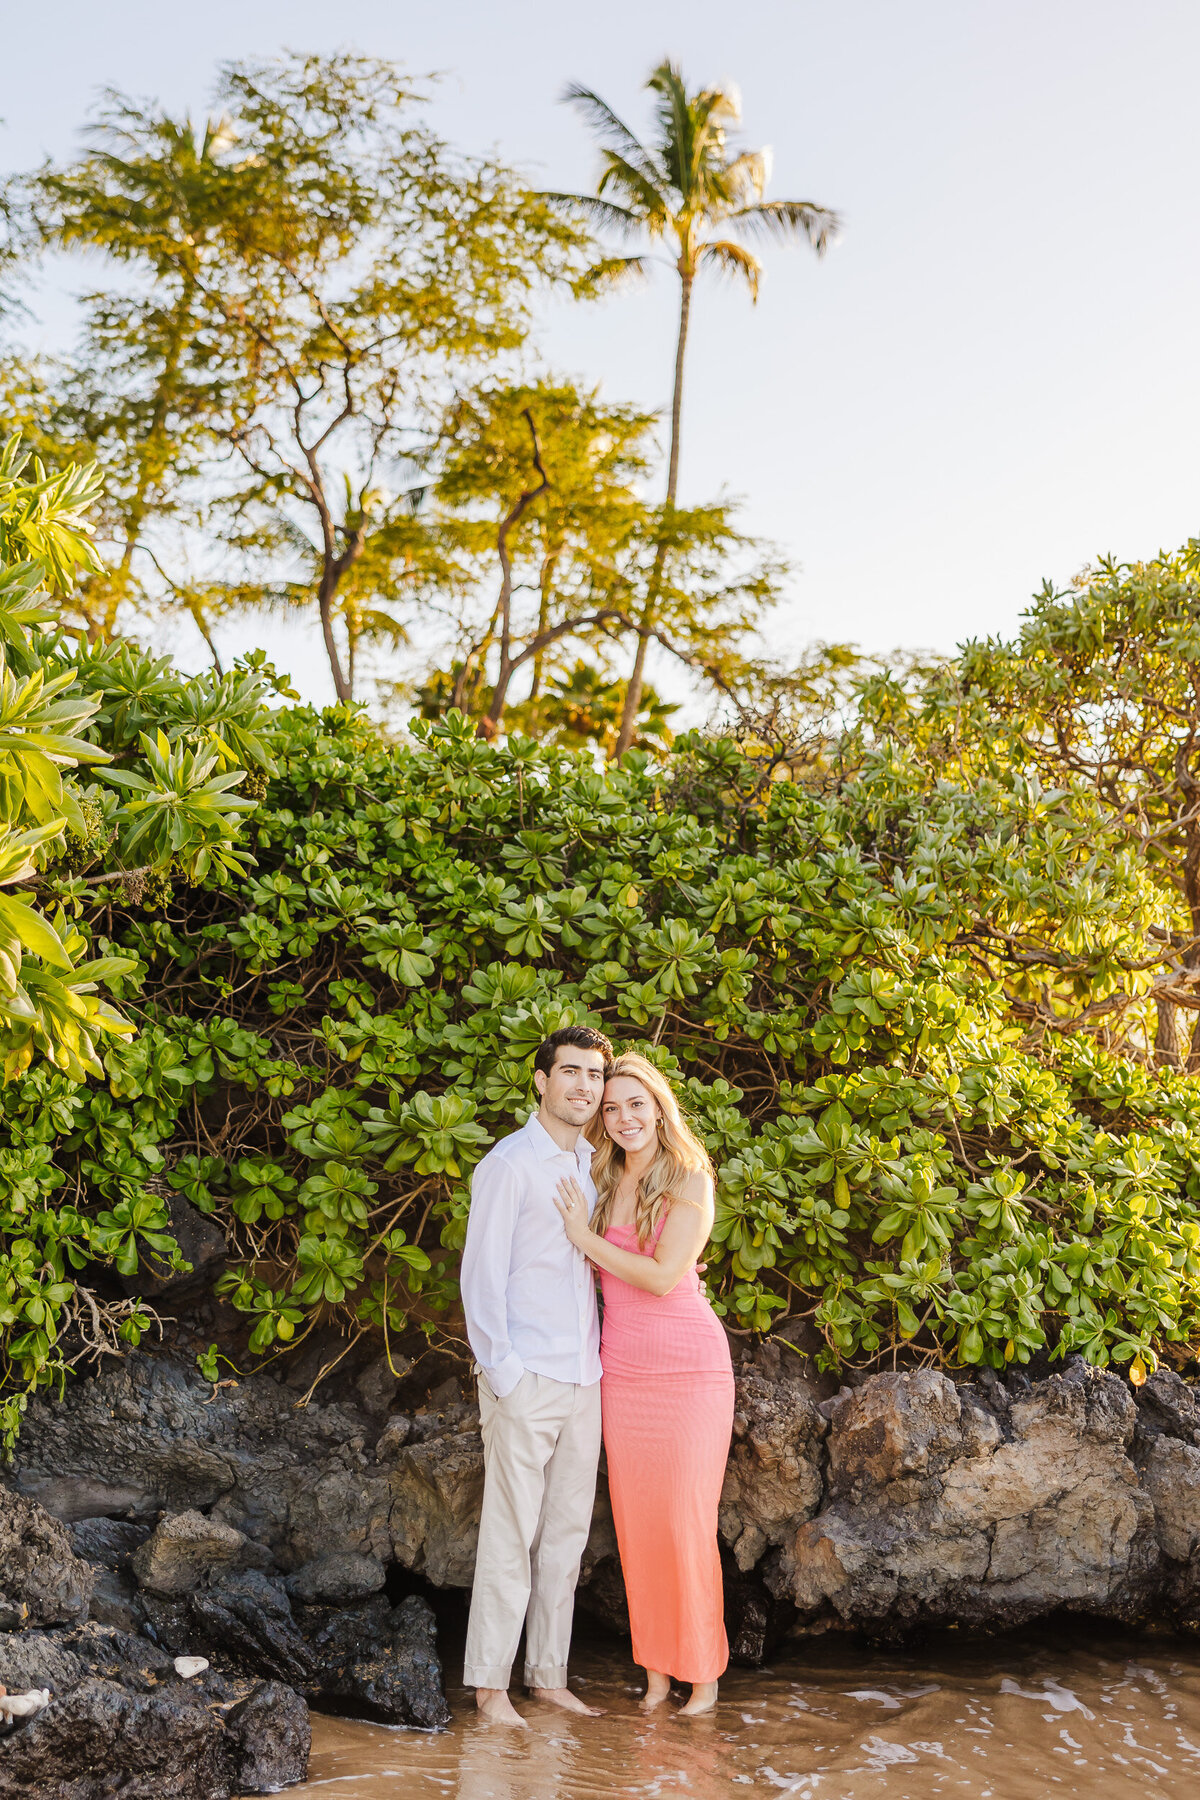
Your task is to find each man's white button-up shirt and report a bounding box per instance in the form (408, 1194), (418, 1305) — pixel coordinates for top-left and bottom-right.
(460, 1113), (601, 1397)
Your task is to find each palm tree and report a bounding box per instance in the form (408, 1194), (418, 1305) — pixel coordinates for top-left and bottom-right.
(551, 61), (840, 754)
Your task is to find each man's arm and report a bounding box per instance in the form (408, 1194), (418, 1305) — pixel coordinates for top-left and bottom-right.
(460, 1154), (525, 1397)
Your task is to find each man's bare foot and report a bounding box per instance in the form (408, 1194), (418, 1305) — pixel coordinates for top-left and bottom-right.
(677, 1682), (718, 1717)
(641, 1671), (672, 1711)
(530, 1685), (602, 1716)
(475, 1687), (528, 1726)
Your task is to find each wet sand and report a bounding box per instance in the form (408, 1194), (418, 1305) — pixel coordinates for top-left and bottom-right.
(279, 1626), (1200, 1798)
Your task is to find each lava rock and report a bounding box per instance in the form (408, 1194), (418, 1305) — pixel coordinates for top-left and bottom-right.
(143, 1569), (318, 1687)
(223, 1680), (311, 1792)
(0, 1618), (309, 1797)
(0, 1674), (229, 1800)
(286, 1550), (387, 1605)
(385, 1408), (485, 1587)
(0, 1484), (93, 1630)
(719, 1371), (827, 1572)
(783, 1361), (1158, 1638)
(132, 1508), (273, 1597)
(69, 1516), (151, 1569)
(298, 1593), (450, 1728)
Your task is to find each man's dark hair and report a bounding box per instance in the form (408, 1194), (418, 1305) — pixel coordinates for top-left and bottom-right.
(534, 1025), (614, 1078)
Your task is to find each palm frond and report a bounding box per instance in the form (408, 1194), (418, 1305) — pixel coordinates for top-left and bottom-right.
(596, 151), (671, 228)
(730, 199), (842, 253)
(698, 238), (761, 298)
(540, 190), (651, 241)
(573, 254), (651, 299)
(560, 83), (662, 186)
(723, 148), (770, 206)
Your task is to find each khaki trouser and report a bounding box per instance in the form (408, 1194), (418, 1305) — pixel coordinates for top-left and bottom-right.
(463, 1370), (602, 1690)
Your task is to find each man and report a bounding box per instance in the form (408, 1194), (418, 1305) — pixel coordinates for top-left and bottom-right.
(460, 1023), (613, 1725)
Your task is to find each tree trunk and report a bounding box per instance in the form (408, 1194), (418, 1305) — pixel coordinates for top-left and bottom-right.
(318, 567), (351, 704)
(1155, 998), (1181, 1070)
(526, 549), (559, 735)
(613, 270), (693, 758)
(188, 601), (223, 675)
(481, 410), (548, 735)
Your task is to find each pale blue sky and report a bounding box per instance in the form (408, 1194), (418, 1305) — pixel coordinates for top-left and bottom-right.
(4, 1), (1199, 705)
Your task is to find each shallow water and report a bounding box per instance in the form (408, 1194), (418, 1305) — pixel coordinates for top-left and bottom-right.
(279, 1628), (1200, 1798)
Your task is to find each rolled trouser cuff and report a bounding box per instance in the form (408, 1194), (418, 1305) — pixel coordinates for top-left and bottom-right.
(464, 1664), (515, 1689)
(525, 1663), (569, 1688)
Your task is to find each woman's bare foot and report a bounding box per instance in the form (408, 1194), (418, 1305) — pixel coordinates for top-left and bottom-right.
(677, 1682), (718, 1717)
(640, 1670), (672, 1710)
(475, 1688), (528, 1726)
(531, 1686), (603, 1716)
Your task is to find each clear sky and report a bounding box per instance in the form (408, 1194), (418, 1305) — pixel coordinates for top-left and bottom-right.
(4, 1), (1199, 704)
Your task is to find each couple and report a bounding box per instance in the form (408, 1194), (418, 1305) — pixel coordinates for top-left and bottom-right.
(459, 1024), (735, 1725)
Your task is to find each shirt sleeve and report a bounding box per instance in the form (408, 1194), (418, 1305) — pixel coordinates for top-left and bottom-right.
(460, 1153), (525, 1397)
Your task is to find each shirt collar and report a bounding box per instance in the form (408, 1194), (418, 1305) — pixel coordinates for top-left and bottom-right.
(524, 1113), (595, 1162)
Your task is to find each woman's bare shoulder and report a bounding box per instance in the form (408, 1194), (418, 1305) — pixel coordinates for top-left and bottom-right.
(675, 1164), (714, 1211)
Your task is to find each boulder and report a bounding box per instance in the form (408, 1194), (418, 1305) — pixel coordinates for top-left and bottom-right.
(67, 1516), (152, 1632)
(719, 1370), (827, 1572)
(0, 1624), (309, 1799)
(26, 1343), (1200, 1658)
(8, 1353), (387, 1552)
(142, 1570), (317, 1688)
(286, 1550), (387, 1604)
(221, 1681), (310, 1793)
(69, 1517), (150, 1569)
(141, 1563), (449, 1728)
(131, 1509), (273, 1597)
(0, 1485), (93, 1630)
(780, 1362), (1158, 1637)
(297, 1593), (451, 1727)
(384, 1403), (485, 1587)
(0, 1675), (229, 1800)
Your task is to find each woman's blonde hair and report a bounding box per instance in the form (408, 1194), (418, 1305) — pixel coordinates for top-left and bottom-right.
(587, 1052), (714, 1247)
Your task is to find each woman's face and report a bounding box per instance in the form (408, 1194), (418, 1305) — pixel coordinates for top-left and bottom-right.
(601, 1076), (659, 1156)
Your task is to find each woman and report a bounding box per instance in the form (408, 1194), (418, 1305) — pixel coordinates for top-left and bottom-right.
(552, 1052), (734, 1716)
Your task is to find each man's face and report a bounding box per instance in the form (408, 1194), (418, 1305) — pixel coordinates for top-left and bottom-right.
(534, 1045), (608, 1128)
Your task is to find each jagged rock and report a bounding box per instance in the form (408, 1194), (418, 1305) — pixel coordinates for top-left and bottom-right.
(132, 1508), (273, 1596)
(222, 1681), (310, 1792)
(355, 1353), (411, 1417)
(9, 1354), (390, 1559)
(0, 1675), (227, 1799)
(69, 1516), (150, 1569)
(0, 1663), (307, 1800)
(297, 1593), (450, 1727)
(0, 1630), (85, 1696)
(68, 1516), (152, 1631)
(782, 1362), (1158, 1637)
(286, 1550), (386, 1604)
(28, 1344), (1200, 1660)
(0, 1485), (93, 1630)
(719, 1371), (827, 1572)
(385, 1408), (485, 1587)
(0, 1563), (308, 1799)
(143, 1570), (318, 1687)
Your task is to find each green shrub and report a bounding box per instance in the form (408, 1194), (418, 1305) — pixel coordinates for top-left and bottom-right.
(3, 692), (1195, 1433)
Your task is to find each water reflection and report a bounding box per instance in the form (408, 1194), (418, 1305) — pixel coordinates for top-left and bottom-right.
(285, 1629), (1200, 1798)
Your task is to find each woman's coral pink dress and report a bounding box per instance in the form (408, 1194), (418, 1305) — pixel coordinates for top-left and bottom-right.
(599, 1218), (735, 1683)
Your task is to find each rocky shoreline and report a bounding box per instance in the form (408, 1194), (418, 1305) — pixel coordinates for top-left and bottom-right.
(5, 1342), (1200, 1792)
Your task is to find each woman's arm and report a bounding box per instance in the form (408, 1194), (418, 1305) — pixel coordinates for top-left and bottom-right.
(553, 1170), (714, 1297)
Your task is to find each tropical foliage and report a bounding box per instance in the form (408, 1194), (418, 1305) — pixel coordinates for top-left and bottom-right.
(0, 438), (278, 1445)
(5, 548), (1200, 1444)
